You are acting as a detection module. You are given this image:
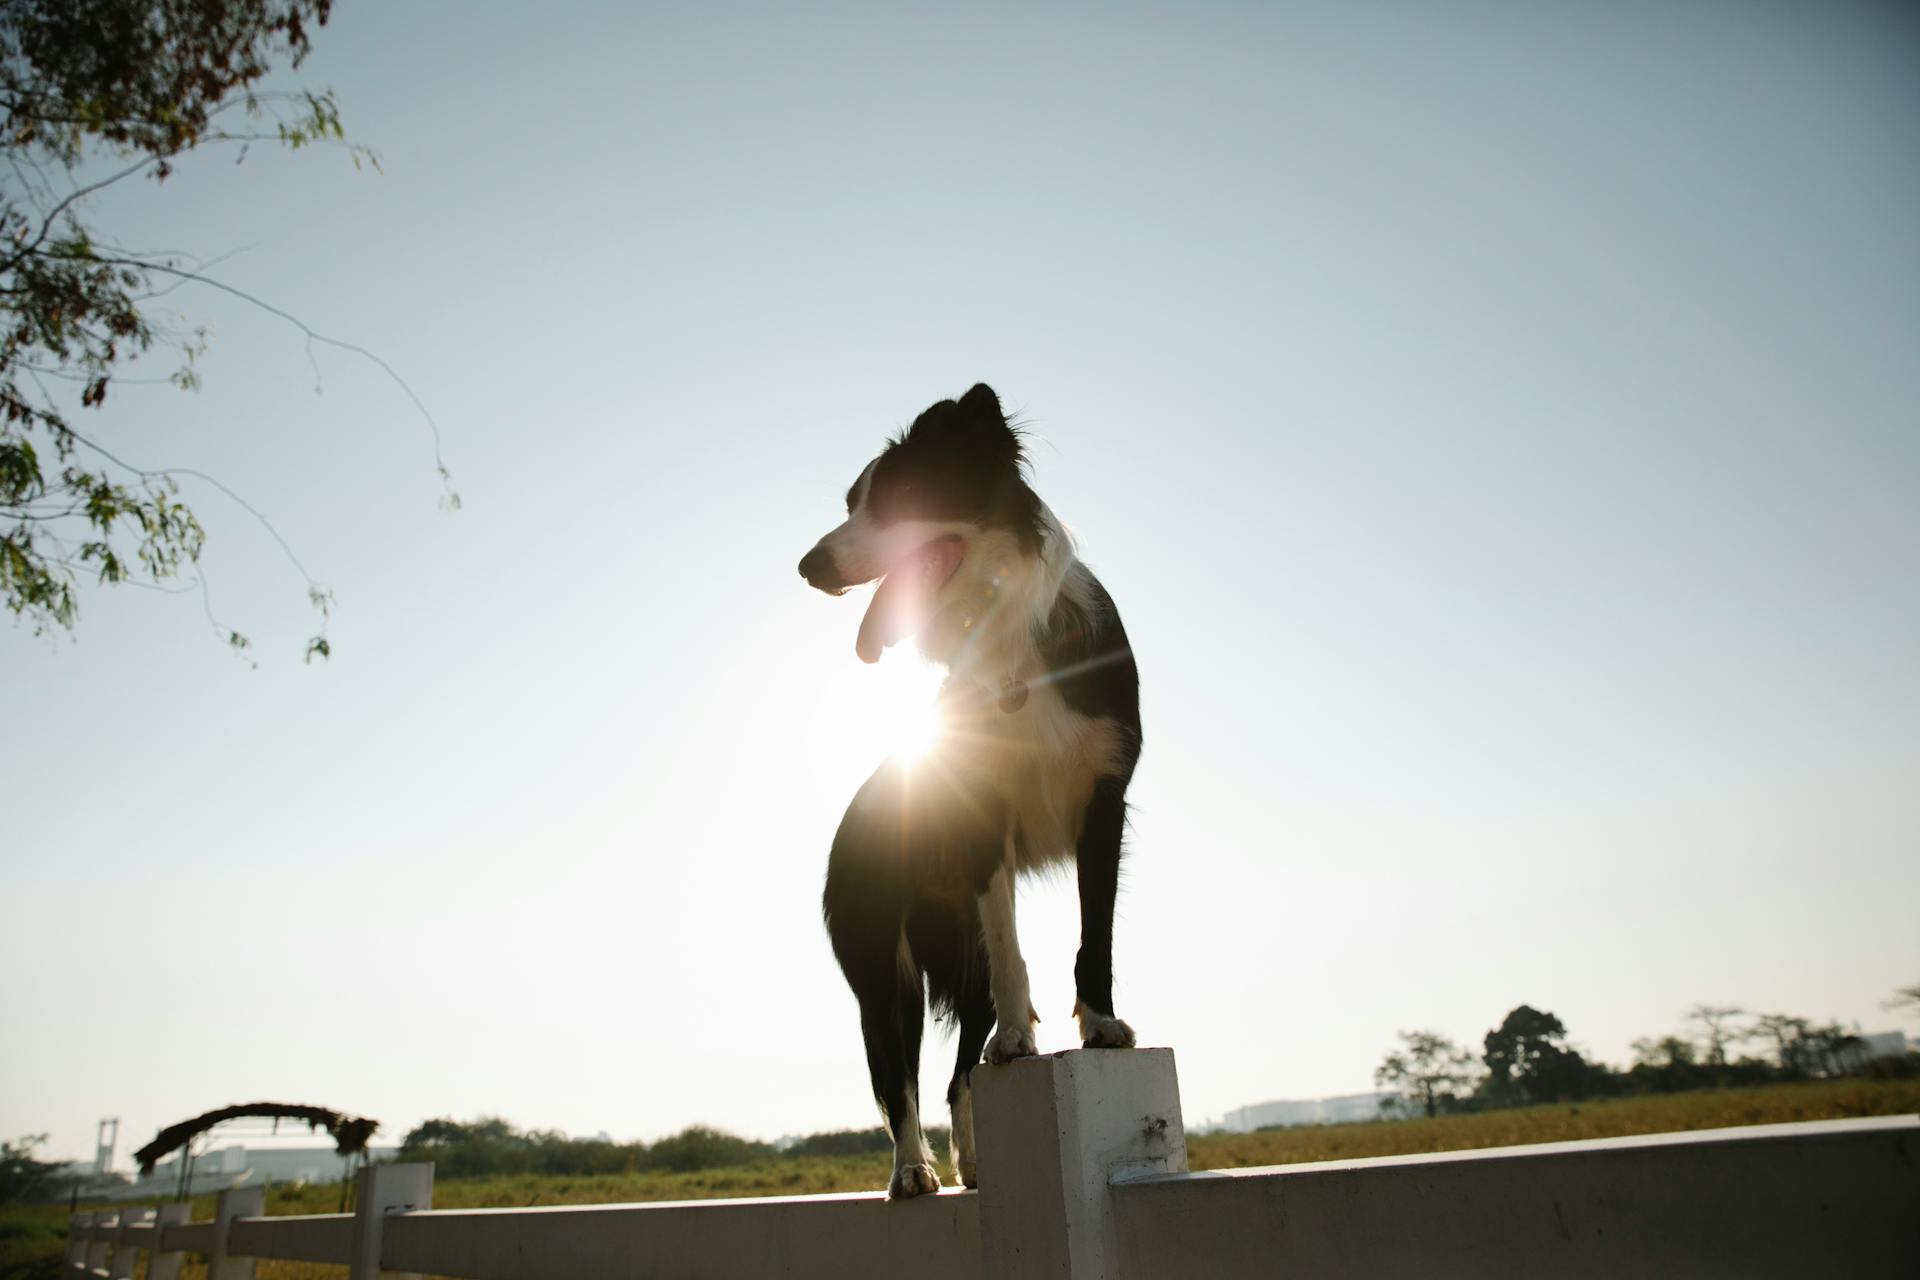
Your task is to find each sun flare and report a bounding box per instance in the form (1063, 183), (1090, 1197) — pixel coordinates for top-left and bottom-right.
(888, 696), (945, 763)
(794, 629), (954, 795)
(866, 647), (948, 765)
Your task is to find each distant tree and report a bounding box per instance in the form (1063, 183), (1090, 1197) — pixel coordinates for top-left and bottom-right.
(642, 1125), (776, 1173)
(396, 1117), (470, 1154)
(396, 1116), (618, 1179)
(1625, 1034), (1714, 1094)
(1750, 1013), (1816, 1077)
(781, 1127), (894, 1158)
(1684, 1004), (1747, 1067)
(1, 0), (450, 658)
(1630, 1035), (1696, 1068)
(1375, 1030), (1477, 1118)
(1885, 983), (1920, 1021)
(397, 1115), (797, 1179)
(0, 1134), (69, 1203)
(1798, 1021), (1865, 1077)
(1481, 1004), (1605, 1105)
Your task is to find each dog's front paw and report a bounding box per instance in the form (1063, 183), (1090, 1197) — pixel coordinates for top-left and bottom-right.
(1080, 1013), (1136, 1049)
(984, 1023), (1038, 1064)
(956, 1153), (978, 1189)
(888, 1162), (941, 1200)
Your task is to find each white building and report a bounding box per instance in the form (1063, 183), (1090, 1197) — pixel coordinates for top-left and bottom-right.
(1835, 1029), (1909, 1072)
(95, 1144), (401, 1200)
(1218, 1091), (1395, 1132)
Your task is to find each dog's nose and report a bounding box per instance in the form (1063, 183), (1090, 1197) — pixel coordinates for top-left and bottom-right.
(798, 545), (838, 589)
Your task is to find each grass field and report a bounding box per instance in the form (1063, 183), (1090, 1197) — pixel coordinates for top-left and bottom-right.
(7, 1076), (1916, 1279)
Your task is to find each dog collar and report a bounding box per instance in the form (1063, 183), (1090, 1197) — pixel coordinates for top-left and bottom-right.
(942, 676), (1031, 715)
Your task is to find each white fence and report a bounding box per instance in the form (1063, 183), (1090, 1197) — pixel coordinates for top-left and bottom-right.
(66, 1048), (1920, 1279)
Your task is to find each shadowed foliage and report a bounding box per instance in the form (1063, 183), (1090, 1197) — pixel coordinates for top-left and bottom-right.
(133, 1103), (377, 1176)
(0, 0), (408, 658)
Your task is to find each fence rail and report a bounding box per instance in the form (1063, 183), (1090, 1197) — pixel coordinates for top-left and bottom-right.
(65, 1048), (1920, 1279)
(226, 1212), (355, 1265)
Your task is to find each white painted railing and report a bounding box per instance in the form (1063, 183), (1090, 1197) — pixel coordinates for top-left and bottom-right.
(65, 1049), (1920, 1278)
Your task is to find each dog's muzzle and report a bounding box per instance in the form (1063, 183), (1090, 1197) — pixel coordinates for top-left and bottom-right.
(798, 545), (849, 594)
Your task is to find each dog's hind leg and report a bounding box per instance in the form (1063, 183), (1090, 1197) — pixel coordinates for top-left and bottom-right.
(921, 921), (990, 1189)
(825, 768), (941, 1198)
(854, 933), (940, 1200)
(914, 897), (993, 1188)
(1073, 776), (1137, 1048)
(945, 943), (994, 1187)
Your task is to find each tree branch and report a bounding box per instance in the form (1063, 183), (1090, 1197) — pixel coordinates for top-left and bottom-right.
(86, 253), (455, 493)
(50, 420), (323, 592)
(0, 154), (159, 276)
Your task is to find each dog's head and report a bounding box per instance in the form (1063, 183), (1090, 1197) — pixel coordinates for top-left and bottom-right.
(799, 383), (1043, 663)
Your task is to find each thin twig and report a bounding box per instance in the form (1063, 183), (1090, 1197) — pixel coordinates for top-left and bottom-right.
(0, 154), (158, 275)
(46, 414), (322, 592)
(89, 254), (453, 483)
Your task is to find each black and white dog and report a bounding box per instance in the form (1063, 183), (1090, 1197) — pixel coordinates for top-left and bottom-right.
(798, 384), (1142, 1199)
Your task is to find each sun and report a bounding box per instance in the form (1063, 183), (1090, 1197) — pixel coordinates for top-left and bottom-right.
(793, 641), (950, 793)
(887, 695), (946, 763)
(865, 651), (949, 764)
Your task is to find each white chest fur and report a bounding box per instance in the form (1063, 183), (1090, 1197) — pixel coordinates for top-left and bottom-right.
(909, 504), (1125, 866)
(969, 683), (1126, 869)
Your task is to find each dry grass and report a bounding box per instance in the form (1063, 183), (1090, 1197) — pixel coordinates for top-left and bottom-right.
(1186, 1076), (1920, 1170)
(8, 1076), (1915, 1280)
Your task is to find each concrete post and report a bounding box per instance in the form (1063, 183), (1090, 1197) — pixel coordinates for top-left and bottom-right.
(108, 1205), (147, 1278)
(209, 1185), (265, 1280)
(349, 1162), (434, 1280)
(65, 1210), (92, 1274)
(972, 1048), (1188, 1280)
(84, 1208), (114, 1275)
(146, 1203), (192, 1280)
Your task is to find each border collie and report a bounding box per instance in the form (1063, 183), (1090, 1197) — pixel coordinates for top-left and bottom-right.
(798, 383), (1142, 1199)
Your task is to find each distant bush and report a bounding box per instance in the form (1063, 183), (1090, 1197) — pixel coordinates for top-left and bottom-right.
(780, 1128), (892, 1158)
(396, 1117), (960, 1178)
(1862, 1052), (1920, 1081)
(400, 1118), (837, 1178)
(1, 1135), (72, 1205)
(640, 1127), (775, 1173)
(399, 1118), (648, 1180)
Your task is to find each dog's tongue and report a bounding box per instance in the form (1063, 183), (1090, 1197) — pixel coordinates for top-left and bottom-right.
(857, 538), (963, 664)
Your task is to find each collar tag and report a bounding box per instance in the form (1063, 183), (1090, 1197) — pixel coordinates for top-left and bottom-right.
(998, 680), (1029, 714)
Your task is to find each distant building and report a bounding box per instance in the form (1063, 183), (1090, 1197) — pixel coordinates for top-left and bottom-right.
(1835, 1029), (1909, 1073)
(56, 1159), (124, 1188)
(88, 1145), (401, 1201)
(1218, 1091), (1395, 1132)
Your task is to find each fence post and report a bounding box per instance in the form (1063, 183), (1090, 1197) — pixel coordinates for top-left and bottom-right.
(348, 1162), (434, 1280)
(208, 1185), (265, 1280)
(147, 1203), (192, 1280)
(83, 1208), (115, 1275)
(64, 1210), (92, 1275)
(109, 1204), (148, 1278)
(972, 1048), (1188, 1280)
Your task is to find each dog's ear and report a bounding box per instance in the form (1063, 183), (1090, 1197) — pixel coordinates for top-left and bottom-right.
(900, 383), (1019, 467)
(958, 382), (1004, 422)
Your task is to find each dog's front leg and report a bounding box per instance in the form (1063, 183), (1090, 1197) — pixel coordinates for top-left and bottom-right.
(1073, 777), (1137, 1048)
(980, 837), (1039, 1063)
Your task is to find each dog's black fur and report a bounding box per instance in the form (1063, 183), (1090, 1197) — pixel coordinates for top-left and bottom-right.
(800, 385), (1141, 1196)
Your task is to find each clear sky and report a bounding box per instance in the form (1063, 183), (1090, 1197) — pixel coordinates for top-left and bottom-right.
(4, 2), (1917, 1163)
